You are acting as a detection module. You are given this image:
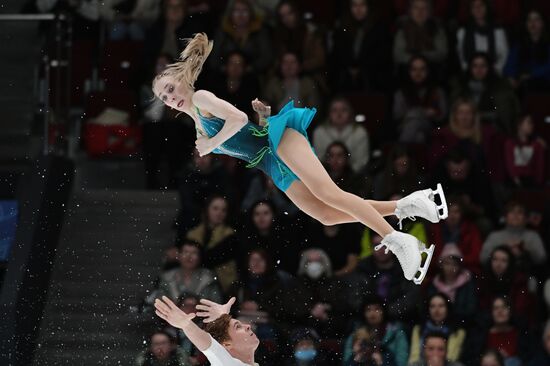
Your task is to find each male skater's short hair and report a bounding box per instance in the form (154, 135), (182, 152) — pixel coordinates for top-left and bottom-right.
(205, 314), (232, 343)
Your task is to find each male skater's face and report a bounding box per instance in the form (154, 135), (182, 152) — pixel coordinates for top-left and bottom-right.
(224, 319), (259, 351)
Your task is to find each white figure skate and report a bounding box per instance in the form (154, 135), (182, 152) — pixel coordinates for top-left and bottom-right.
(395, 183), (448, 229)
(375, 231), (434, 285)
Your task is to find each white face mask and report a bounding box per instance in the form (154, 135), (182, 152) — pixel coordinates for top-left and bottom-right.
(306, 261), (324, 280)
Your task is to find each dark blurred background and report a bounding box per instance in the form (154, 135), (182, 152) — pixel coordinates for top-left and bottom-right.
(0, 0), (549, 365)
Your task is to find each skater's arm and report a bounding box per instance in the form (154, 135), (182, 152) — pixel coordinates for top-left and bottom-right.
(192, 90), (248, 156)
(154, 296), (211, 351)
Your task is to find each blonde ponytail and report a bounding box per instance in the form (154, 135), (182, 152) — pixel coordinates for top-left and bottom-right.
(153, 33), (213, 91)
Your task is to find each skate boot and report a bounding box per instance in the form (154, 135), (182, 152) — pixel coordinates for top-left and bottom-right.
(375, 231), (434, 285)
(395, 183), (448, 229)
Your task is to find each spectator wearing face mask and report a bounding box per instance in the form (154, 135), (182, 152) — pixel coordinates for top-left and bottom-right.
(272, 248), (353, 338)
(284, 328), (331, 366)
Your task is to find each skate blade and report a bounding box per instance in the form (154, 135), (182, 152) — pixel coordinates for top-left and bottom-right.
(413, 244), (434, 285)
(434, 183), (448, 220)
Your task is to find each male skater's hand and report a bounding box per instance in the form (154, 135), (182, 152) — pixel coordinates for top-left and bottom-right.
(195, 297), (236, 323)
(155, 296), (196, 329)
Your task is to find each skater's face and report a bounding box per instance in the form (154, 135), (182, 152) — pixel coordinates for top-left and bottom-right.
(410, 0), (430, 25)
(153, 74), (191, 112)
(248, 252), (267, 275)
(150, 333), (174, 361)
(409, 58), (428, 84)
(225, 319), (259, 351)
(278, 3), (298, 28)
(491, 249), (510, 277)
(505, 206), (525, 228)
(429, 296), (448, 324)
(179, 244), (201, 270)
(492, 298), (511, 325)
(231, 1), (252, 28)
(527, 11), (544, 38)
(364, 304), (384, 326)
(329, 100), (352, 127)
(226, 53), (245, 79)
(470, 56), (489, 81)
(207, 198), (228, 226)
(350, 0), (368, 22)
(252, 203), (274, 231)
(423, 337), (447, 366)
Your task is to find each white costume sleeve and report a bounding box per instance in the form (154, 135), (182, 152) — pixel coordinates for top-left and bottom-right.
(202, 335), (242, 366)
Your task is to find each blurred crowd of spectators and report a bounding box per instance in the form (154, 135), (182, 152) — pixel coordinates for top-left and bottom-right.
(24, 0), (550, 365)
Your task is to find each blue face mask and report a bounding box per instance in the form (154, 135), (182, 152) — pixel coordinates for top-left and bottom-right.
(294, 348), (317, 361)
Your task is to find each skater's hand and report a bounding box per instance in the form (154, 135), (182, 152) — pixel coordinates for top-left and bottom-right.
(251, 98), (271, 126)
(195, 134), (214, 156)
(155, 296), (196, 329)
(195, 297), (236, 323)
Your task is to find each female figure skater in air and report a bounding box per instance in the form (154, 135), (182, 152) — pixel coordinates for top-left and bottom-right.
(152, 33), (448, 284)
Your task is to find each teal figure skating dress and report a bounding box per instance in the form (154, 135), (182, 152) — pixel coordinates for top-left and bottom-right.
(196, 100), (317, 192)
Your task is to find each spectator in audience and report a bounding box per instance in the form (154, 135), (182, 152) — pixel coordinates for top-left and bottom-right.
(142, 0), (203, 75)
(263, 51), (321, 111)
(393, 0), (448, 76)
(172, 294), (202, 365)
(427, 244), (477, 325)
(209, 50), (260, 120)
(207, 200), (301, 275)
(273, 248), (352, 338)
(241, 174), (299, 216)
(186, 195), (238, 293)
(478, 246), (536, 325)
(141, 53), (194, 190)
(431, 149), (496, 230)
(451, 52), (520, 134)
(331, 0), (392, 92)
(504, 9), (550, 94)
(323, 142), (363, 195)
(408, 293), (466, 364)
(504, 115), (547, 188)
(355, 233), (420, 322)
(273, 0), (327, 91)
(284, 328), (331, 366)
(177, 152), (231, 233)
(393, 55), (448, 143)
(228, 249), (284, 342)
(473, 296), (531, 366)
(100, 0), (160, 40)
(480, 200), (547, 273)
(307, 220), (362, 276)
(208, 0), (273, 74)
(373, 145), (425, 201)
(456, 0), (508, 74)
(146, 240), (223, 307)
(409, 332), (465, 366)
(429, 196), (483, 275)
(342, 296), (409, 366)
(480, 349), (505, 366)
(431, 96), (506, 185)
(527, 320), (550, 366)
(345, 327), (396, 366)
(135, 329), (191, 366)
(313, 97), (369, 173)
